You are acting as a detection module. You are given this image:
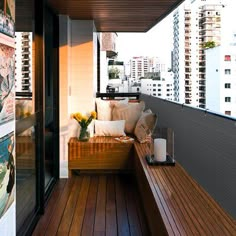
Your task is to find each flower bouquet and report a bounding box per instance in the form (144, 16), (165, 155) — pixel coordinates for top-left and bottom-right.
(71, 111), (96, 141)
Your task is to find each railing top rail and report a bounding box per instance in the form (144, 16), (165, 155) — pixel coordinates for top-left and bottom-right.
(140, 94), (236, 122)
(96, 92), (140, 100)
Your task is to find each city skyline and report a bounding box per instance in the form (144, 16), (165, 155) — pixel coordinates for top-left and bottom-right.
(116, 0), (236, 65)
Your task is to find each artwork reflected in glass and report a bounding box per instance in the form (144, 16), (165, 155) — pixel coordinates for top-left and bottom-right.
(0, 131), (14, 219)
(0, 43), (14, 125)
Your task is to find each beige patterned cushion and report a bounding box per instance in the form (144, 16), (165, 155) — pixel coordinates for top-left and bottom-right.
(134, 110), (157, 143)
(112, 101), (145, 134)
(95, 98), (128, 121)
(94, 120), (126, 136)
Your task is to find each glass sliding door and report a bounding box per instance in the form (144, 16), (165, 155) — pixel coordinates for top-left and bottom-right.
(15, 1), (59, 234)
(44, 6), (59, 193)
(15, 109), (38, 233)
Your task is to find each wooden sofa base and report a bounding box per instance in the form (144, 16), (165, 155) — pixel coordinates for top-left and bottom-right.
(68, 137), (134, 177)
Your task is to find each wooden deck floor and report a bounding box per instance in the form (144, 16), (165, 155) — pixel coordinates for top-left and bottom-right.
(32, 173), (149, 236)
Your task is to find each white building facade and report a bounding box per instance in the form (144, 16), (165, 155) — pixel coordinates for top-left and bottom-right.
(173, 0), (223, 108)
(205, 45), (236, 117)
(130, 56), (149, 80)
(141, 71), (174, 101)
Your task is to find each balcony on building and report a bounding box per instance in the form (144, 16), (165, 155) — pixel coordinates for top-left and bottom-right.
(13, 0), (236, 235)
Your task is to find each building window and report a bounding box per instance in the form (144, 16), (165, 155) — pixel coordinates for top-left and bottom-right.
(153, 93), (156, 96)
(225, 83), (231, 88)
(224, 55), (231, 61)
(153, 84), (156, 87)
(153, 89), (156, 91)
(225, 69), (231, 75)
(225, 97), (231, 102)
(225, 111), (231, 115)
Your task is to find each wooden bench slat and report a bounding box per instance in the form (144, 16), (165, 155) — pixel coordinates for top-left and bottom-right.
(134, 143), (174, 235)
(174, 164), (236, 235)
(148, 168), (182, 236)
(134, 142), (236, 236)
(152, 168), (193, 236)
(163, 165), (222, 236)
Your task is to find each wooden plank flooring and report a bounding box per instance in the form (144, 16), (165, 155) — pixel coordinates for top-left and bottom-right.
(33, 173), (149, 236)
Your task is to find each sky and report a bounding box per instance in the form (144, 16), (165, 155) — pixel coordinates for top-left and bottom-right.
(116, 0), (236, 66)
(116, 14), (173, 66)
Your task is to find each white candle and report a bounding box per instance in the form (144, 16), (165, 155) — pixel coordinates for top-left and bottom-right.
(154, 138), (166, 162)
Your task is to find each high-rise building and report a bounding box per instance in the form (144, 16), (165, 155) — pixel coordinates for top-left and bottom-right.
(173, 0), (223, 108)
(130, 56), (168, 80)
(15, 32), (32, 93)
(205, 2), (236, 118)
(130, 56), (149, 80)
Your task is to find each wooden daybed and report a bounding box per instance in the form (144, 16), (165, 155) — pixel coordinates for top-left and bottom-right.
(68, 136), (236, 236)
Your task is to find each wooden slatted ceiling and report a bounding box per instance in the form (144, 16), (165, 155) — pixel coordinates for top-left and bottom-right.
(16, 0), (184, 32)
(47, 0), (184, 32)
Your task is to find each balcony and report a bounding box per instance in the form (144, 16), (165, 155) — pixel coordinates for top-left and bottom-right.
(13, 0), (236, 235)
(28, 92), (236, 235)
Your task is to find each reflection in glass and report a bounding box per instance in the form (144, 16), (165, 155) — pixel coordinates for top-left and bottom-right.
(16, 126), (36, 232)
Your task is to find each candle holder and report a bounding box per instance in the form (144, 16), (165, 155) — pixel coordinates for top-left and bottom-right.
(146, 127), (175, 166)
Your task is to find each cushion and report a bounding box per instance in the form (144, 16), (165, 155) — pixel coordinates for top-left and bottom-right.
(134, 110), (158, 143)
(95, 98), (128, 121)
(94, 120), (126, 136)
(112, 101), (145, 134)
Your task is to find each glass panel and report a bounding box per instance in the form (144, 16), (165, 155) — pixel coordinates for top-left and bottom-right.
(16, 125), (36, 232)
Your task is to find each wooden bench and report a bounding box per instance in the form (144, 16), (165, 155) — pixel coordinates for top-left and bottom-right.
(68, 137), (134, 176)
(68, 136), (236, 235)
(134, 142), (236, 236)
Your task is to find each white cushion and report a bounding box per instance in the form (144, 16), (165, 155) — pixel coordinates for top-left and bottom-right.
(95, 98), (128, 121)
(94, 120), (126, 136)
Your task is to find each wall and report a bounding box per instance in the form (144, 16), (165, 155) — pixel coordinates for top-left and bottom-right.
(59, 18), (97, 177)
(205, 47), (221, 112)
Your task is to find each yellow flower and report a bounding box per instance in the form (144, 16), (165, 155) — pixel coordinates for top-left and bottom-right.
(91, 111), (97, 119)
(71, 110), (96, 128)
(81, 115), (88, 122)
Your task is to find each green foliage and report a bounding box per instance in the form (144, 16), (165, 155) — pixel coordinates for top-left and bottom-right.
(202, 41), (216, 49)
(108, 66), (120, 79)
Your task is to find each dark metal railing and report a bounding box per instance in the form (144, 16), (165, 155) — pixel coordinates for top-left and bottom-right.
(140, 93), (236, 219)
(95, 92), (236, 218)
(96, 92), (140, 100)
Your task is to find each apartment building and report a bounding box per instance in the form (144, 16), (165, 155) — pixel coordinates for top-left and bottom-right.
(141, 71), (174, 101)
(130, 56), (149, 80)
(206, 33), (236, 117)
(15, 32), (32, 93)
(173, 0), (223, 108)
